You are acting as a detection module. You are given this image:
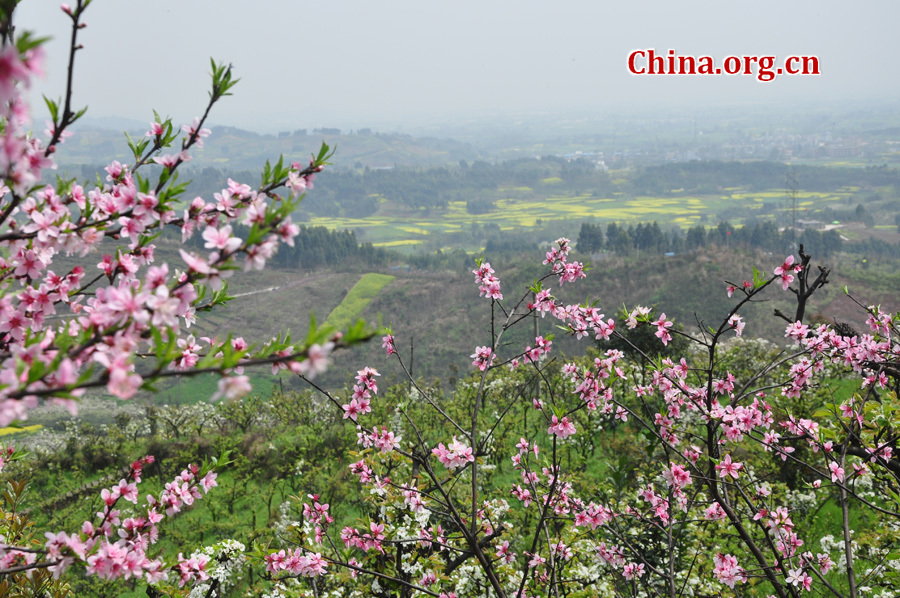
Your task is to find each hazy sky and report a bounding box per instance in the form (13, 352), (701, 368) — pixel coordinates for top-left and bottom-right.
(16, 0), (900, 132)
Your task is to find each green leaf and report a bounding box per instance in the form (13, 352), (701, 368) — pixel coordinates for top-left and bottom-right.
(272, 155), (285, 180)
(885, 487), (900, 507)
(316, 142), (333, 163)
(72, 105), (88, 123)
(124, 131), (149, 160)
(15, 32), (50, 54)
(151, 326), (167, 363)
(261, 159), (273, 187)
(135, 172), (150, 194)
(344, 318), (374, 344)
(209, 59), (240, 99)
(43, 95), (59, 123)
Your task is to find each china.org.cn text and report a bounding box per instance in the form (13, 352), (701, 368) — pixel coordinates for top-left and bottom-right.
(628, 49), (820, 82)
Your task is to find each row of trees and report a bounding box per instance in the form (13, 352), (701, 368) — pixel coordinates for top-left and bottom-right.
(180, 223), (394, 270)
(630, 160), (900, 195)
(577, 220), (845, 257)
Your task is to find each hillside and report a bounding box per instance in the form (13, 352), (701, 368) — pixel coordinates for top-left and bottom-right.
(55, 126), (481, 171)
(136, 245), (896, 405)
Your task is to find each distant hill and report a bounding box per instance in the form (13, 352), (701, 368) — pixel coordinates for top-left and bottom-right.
(52, 125), (482, 171)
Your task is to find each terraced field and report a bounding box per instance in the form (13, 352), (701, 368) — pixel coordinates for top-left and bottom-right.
(324, 273), (396, 331)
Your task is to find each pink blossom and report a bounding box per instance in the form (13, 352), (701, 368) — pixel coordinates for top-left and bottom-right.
(381, 333), (396, 355)
(713, 553), (746, 589)
(176, 552), (210, 587)
(0, 46), (29, 103)
(829, 461), (845, 483)
(432, 436), (475, 470)
(201, 224), (242, 254)
(211, 375), (252, 401)
(651, 313), (673, 346)
(146, 121), (165, 138)
(774, 255), (801, 290)
(471, 345), (495, 371)
(286, 171), (310, 196)
(547, 415), (576, 439)
(622, 562), (645, 580)
(705, 502), (726, 521)
(662, 463), (692, 489)
(342, 399), (364, 422)
(294, 343), (334, 379)
(152, 153), (183, 169)
(715, 454), (742, 479)
(727, 314), (745, 336)
(182, 117), (211, 147)
(473, 261), (502, 300)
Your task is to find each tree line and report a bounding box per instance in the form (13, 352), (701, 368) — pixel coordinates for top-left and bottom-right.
(179, 223), (394, 270)
(577, 219), (845, 257)
(629, 160), (900, 195)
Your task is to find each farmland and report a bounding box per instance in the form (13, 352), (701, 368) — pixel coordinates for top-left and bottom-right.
(281, 158), (900, 252)
(306, 187), (859, 250)
(323, 273), (396, 331)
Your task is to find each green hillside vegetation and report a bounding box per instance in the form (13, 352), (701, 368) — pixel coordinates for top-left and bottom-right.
(9, 333), (865, 596)
(135, 247), (900, 408)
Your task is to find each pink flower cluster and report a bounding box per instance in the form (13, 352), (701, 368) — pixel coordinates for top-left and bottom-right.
(562, 349), (625, 413)
(622, 562), (645, 580)
(542, 237), (586, 285)
(651, 312), (674, 346)
(471, 345), (495, 371)
(712, 553), (746, 589)
(0, 29), (327, 427)
(264, 549), (328, 577)
(522, 335), (552, 364)
(637, 483), (673, 525)
(715, 454), (743, 479)
(432, 436), (475, 470)
(340, 522), (386, 553)
(381, 332), (395, 355)
(473, 261), (502, 300)
(573, 502), (613, 530)
(526, 287), (556, 318)
(356, 425), (401, 453)
(157, 464), (217, 517)
(662, 462), (692, 489)
(343, 367), (380, 421)
(175, 553), (210, 587)
(0, 457), (218, 583)
(547, 415), (576, 439)
(0, 46), (51, 196)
